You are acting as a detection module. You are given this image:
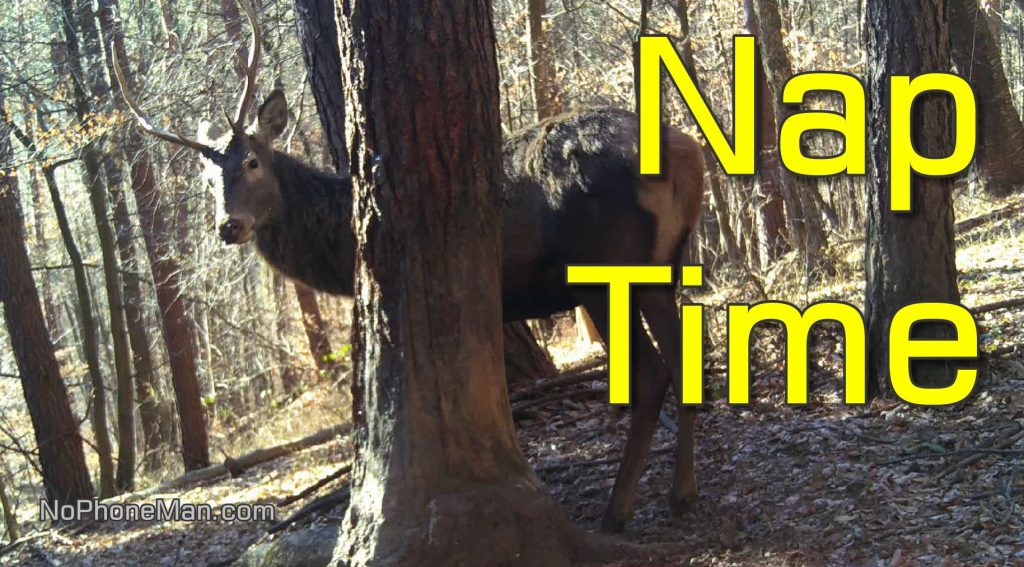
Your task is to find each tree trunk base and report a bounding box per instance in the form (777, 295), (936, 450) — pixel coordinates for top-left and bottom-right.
(332, 478), (586, 567)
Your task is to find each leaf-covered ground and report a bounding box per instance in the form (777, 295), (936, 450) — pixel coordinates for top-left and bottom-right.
(2, 200), (1022, 566)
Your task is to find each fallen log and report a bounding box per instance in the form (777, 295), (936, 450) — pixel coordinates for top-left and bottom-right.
(954, 202), (1022, 234)
(114, 424), (350, 503)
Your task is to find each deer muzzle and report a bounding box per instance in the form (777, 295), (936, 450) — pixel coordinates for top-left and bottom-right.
(218, 217), (254, 245)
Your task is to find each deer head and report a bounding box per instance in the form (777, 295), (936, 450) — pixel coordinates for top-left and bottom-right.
(113, 0), (287, 245)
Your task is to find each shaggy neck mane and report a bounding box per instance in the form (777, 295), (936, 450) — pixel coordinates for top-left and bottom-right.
(254, 151), (356, 296)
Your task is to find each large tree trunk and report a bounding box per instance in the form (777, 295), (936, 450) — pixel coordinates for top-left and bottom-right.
(865, 0), (962, 395)
(58, 0), (136, 492)
(949, 0), (1024, 195)
(99, 0), (210, 469)
(333, 1), (579, 564)
(294, 0), (555, 381)
(0, 95), (95, 508)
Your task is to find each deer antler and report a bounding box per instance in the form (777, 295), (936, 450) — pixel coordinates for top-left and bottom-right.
(111, 47), (217, 155)
(231, 0), (262, 133)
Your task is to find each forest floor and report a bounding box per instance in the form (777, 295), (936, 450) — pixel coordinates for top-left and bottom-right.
(2, 197), (1022, 567)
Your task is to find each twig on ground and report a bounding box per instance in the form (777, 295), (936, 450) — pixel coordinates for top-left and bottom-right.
(535, 445), (674, 474)
(509, 368), (606, 403)
(512, 388), (605, 417)
(268, 486), (350, 534)
(279, 464), (351, 508)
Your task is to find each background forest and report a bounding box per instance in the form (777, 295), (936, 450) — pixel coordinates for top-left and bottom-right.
(0, 0), (1023, 565)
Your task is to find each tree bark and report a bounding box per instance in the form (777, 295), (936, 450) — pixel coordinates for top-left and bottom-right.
(292, 0), (348, 172)
(528, 0), (561, 117)
(334, 1), (578, 564)
(109, 175), (164, 471)
(101, 0), (210, 469)
(949, 0), (1024, 195)
(751, 0), (828, 268)
(0, 95), (95, 508)
(865, 0), (963, 395)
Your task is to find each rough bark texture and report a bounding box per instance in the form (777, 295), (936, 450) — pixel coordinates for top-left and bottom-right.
(0, 98), (95, 507)
(105, 14), (210, 469)
(292, 0), (348, 172)
(865, 0), (962, 395)
(743, 0), (788, 266)
(334, 1), (578, 564)
(949, 0), (1024, 195)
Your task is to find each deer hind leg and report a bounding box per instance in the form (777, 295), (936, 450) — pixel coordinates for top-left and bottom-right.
(635, 286), (699, 517)
(575, 289), (670, 533)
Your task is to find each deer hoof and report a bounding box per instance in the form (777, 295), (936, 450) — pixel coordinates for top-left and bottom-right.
(668, 487), (699, 517)
(599, 513), (628, 534)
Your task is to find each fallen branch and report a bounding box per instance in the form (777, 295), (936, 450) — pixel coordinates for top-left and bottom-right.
(268, 486), (350, 534)
(534, 445), (674, 474)
(115, 425), (349, 503)
(939, 425), (1024, 478)
(279, 464), (352, 507)
(986, 344), (1021, 358)
(512, 388), (605, 417)
(954, 202), (1022, 234)
(972, 297), (1024, 316)
(509, 367), (606, 403)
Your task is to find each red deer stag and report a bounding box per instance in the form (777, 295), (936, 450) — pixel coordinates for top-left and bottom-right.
(113, 0), (704, 532)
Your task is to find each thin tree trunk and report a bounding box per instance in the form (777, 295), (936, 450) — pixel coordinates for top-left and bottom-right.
(6, 103), (117, 498)
(865, 0), (963, 395)
(109, 177), (164, 471)
(0, 459), (17, 542)
(751, 0), (828, 269)
(528, 0), (561, 117)
(100, 0), (210, 469)
(0, 95), (95, 507)
(293, 282), (333, 371)
(673, 0), (742, 262)
(57, 0), (136, 492)
(335, 0), (579, 563)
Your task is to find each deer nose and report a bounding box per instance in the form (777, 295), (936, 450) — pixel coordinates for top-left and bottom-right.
(219, 219), (242, 244)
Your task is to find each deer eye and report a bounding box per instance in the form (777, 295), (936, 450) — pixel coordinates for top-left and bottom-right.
(247, 158), (259, 170)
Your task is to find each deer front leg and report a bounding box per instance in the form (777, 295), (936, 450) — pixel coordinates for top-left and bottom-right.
(603, 312), (671, 532)
(636, 287), (699, 516)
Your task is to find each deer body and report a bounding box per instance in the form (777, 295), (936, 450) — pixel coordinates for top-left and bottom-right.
(114, 0), (703, 532)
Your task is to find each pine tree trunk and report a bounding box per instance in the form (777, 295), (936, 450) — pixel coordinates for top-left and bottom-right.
(334, 1), (579, 563)
(865, 0), (962, 396)
(0, 99), (95, 508)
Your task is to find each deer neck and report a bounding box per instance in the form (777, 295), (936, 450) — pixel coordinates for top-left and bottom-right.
(254, 151), (356, 296)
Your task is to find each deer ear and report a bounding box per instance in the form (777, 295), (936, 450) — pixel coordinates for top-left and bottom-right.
(257, 89), (288, 142)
